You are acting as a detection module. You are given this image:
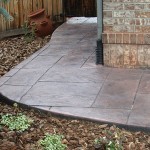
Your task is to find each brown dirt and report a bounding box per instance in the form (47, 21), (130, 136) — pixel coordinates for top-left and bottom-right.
(0, 35), (51, 77)
(0, 34), (150, 150)
(0, 102), (150, 150)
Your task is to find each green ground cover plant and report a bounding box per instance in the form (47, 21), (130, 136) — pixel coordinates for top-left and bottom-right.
(0, 113), (33, 132)
(39, 133), (67, 150)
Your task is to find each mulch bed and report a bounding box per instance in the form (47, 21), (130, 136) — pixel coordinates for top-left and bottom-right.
(0, 102), (150, 150)
(0, 35), (50, 77)
(0, 33), (150, 150)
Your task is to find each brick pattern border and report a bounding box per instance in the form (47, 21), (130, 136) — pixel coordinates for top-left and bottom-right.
(104, 44), (150, 68)
(102, 33), (150, 45)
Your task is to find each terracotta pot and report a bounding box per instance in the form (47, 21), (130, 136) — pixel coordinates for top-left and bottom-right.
(28, 9), (53, 37)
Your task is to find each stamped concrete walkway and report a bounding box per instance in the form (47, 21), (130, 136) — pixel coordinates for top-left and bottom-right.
(1, 17), (150, 130)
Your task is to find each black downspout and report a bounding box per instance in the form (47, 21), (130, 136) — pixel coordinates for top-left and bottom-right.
(96, 39), (103, 65)
(96, 0), (103, 65)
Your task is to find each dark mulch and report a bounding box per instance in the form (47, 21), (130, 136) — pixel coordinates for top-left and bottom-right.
(0, 35), (50, 77)
(0, 102), (150, 150)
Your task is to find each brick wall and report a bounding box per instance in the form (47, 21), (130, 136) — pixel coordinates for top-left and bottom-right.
(102, 0), (150, 68)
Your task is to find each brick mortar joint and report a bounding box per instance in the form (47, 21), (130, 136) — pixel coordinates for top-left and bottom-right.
(102, 33), (150, 45)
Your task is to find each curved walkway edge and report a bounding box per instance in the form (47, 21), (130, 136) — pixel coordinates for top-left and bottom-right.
(1, 17), (150, 132)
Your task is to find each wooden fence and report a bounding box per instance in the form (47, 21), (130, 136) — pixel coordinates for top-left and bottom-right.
(0, 0), (96, 32)
(0, 0), (63, 32)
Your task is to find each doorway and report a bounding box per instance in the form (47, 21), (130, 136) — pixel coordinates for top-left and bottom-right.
(63, 0), (97, 17)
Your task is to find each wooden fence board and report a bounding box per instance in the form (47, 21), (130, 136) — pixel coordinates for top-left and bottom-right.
(0, 0), (63, 32)
(0, 0), (96, 32)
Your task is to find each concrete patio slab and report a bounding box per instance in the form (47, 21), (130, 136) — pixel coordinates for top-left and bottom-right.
(107, 72), (142, 81)
(138, 74), (150, 94)
(4, 68), (19, 77)
(128, 94), (150, 127)
(99, 80), (139, 98)
(5, 68), (47, 86)
(1, 17), (150, 130)
(50, 107), (130, 125)
(40, 67), (109, 83)
(54, 55), (88, 68)
(23, 55), (62, 69)
(92, 94), (134, 109)
(0, 85), (31, 102)
(20, 82), (102, 107)
(82, 55), (99, 68)
(0, 76), (10, 86)
(39, 48), (72, 56)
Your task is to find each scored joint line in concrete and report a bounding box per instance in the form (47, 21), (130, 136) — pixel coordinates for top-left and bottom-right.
(1, 17), (150, 130)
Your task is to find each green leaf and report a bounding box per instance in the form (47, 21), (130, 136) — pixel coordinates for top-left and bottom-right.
(0, 113), (33, 132)
(39, 133), (67, 150)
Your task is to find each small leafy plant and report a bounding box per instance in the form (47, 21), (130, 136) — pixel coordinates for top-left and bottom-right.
(39, 133), (67, 150)
(95, 137), (118, 150)
(22, 21), (35, 43)
(0, 113), (33, 132)
(94, 126), (125, 150)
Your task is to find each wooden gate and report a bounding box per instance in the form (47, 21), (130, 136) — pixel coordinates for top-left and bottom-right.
(63, 0), (96, 17)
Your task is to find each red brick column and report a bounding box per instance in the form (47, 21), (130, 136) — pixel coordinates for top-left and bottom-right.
(102, 0), (150, 68)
